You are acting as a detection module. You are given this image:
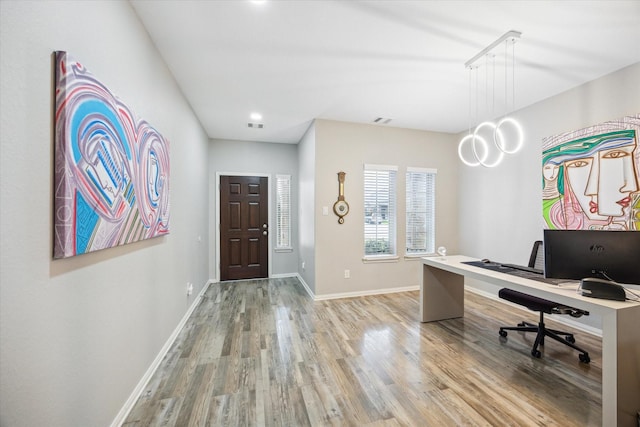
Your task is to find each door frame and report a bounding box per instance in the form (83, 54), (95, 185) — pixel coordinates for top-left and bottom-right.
(215, 172), (272, 282)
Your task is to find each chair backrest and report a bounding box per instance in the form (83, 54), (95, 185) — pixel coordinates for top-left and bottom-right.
(528, 240), (544, 270)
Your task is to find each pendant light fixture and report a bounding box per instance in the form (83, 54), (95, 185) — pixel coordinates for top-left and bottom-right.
(458, 30), (524, 167)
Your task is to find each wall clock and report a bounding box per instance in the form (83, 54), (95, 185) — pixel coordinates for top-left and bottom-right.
(333, 171), (349, 224)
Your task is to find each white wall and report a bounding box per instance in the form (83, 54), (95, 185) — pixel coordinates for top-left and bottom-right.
(313, 119), (459, 296)
(208, 139), (299, 279)
(0, 2), (210, 426)
(458, 63), (640, 263)
(298, 122), (317, 293)
(457, 63), (640, 329)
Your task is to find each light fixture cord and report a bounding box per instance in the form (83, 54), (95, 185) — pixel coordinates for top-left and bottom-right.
(475, 66), (479, 126)
(485, 54), (489, 116)
(492, 53), (496, 116)
(504, 40), (508, 117)
(467, 66), (473, 135)
(511, 38), (516, 113)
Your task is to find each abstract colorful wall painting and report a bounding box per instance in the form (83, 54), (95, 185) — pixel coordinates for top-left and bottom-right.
(542, 115), (640, 231)
(53, 51), (170, 259)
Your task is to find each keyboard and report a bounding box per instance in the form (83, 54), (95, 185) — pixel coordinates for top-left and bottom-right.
(500, 263), (543, 275)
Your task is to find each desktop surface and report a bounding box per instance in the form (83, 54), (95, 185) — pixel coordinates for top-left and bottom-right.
(462, 259), (637, 302)
(423, 255), (636, 315)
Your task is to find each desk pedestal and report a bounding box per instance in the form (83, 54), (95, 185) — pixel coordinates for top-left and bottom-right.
(420, 264), (464, 322)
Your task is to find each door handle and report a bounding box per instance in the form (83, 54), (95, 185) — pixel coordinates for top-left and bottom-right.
(263, 224), (268, 229)
(263, 230), (268, 236)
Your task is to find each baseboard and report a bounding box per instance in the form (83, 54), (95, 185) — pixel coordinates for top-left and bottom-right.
(465, 285), (603, 337)
(314, 285), (419, 301)
(293, 273), (315, 299)
(275, 273), (418, 301)
(270, 272), (299, 279)
(110, 280), (212, 427)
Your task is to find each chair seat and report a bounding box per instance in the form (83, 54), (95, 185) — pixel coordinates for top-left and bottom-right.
(498, 288), (588, 318)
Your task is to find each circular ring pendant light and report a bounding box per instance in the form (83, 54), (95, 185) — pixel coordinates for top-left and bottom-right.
(494, 116), (524, 154)
(458, 133), (488, 167)
(457, 30), (524, 167)
(474, 121), (504, 168)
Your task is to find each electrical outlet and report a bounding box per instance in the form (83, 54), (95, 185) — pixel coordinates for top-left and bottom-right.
(302, 261), (305, 270)
(344, 270), (350, 279)
(186, 283), (193, 296)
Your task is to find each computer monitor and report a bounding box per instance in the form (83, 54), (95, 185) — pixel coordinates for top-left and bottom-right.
(543, 229), (640, 286)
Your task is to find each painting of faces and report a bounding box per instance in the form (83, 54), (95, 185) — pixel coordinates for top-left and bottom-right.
(542, 115), (640, 231)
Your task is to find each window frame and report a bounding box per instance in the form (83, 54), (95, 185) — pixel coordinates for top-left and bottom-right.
(275, 174), (292, 251)
(405, 167), (437, 257)
(363, 164), (398, 260)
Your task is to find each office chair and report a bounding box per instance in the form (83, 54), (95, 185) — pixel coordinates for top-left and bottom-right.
(498, 241), (591, 363)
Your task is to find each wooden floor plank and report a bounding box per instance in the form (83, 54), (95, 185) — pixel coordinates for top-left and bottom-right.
(123, 277), (602, 426)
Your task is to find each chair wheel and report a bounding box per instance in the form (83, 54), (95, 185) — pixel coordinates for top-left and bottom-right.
(532, 349), (541, 358)
(565, 335), (575, 344)
(499, 330), (507, 337)
(579, 353), (590, 364)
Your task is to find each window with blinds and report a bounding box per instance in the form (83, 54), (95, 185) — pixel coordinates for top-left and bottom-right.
(364, 164), (397, 256)
(276, 174), (291, 249)
(406, 167), (437, 255)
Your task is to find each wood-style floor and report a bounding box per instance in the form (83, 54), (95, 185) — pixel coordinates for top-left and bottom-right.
(123, 277), (602, 426)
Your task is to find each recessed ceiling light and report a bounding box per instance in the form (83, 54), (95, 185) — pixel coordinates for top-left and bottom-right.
(250, 112), (263, 121)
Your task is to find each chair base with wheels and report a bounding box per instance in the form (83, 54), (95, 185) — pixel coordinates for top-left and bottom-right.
(498, 288), (591, 363)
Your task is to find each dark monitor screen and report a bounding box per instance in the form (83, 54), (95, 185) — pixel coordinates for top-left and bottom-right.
(543, 229), (640, 285)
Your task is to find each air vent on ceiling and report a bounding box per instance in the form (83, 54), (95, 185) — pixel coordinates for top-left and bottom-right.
(247, 123), (264, 128)
(373, 117), (392, 125)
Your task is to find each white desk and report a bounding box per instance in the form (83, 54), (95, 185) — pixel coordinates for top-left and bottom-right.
(421, 255), (640, 427)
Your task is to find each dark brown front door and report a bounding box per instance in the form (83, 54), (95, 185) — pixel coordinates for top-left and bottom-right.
(220, 175), (269, 281)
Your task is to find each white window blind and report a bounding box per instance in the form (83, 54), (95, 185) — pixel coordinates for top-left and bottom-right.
(276, 174), (291, 249)
(406, 167), (437, 255)
(364, 164), (397, 256)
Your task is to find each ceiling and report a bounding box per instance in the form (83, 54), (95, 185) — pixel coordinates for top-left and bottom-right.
(130, 0), (640, 144)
